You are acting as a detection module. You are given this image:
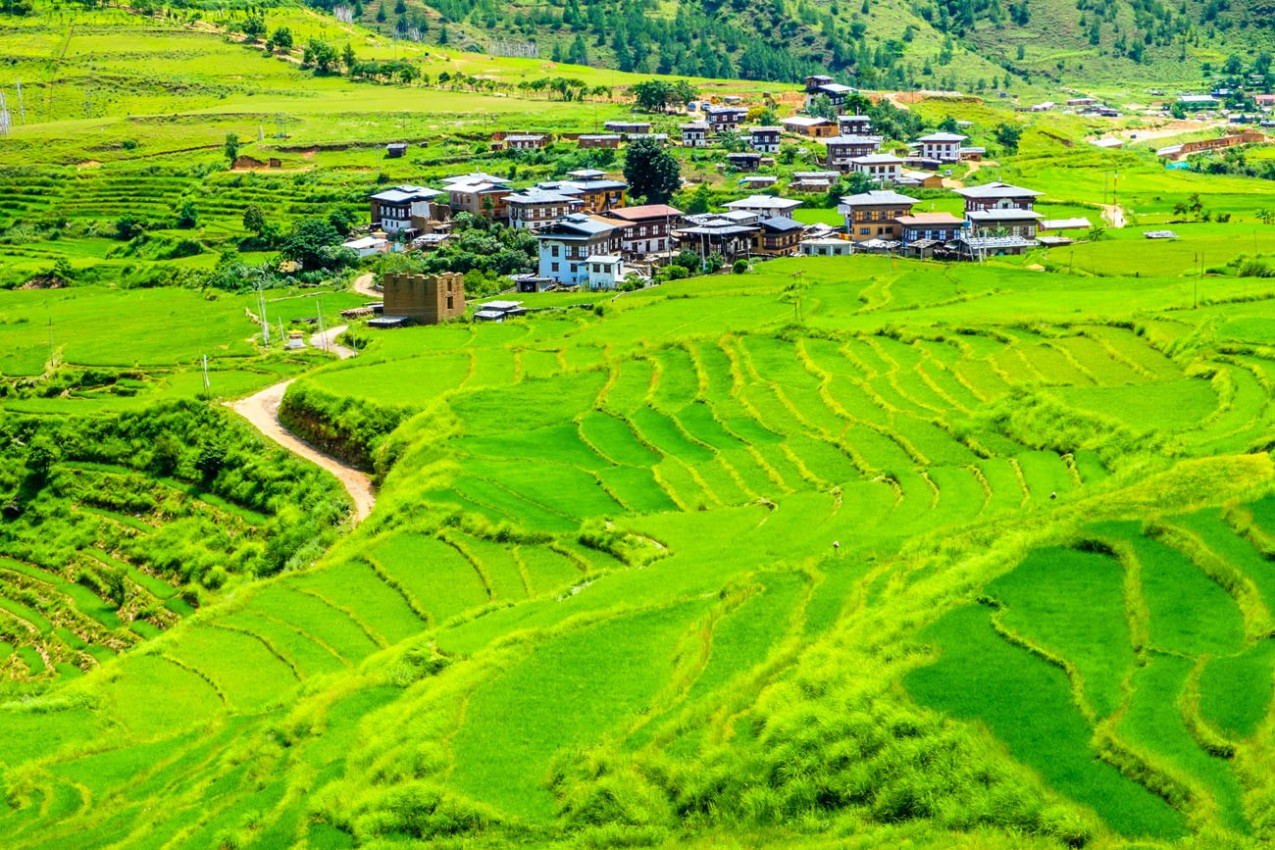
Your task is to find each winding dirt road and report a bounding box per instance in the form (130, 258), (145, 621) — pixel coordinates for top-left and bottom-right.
(352, 272), (381, 299)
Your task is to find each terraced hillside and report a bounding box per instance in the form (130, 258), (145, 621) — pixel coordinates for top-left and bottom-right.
(4, 257), (1275, 848)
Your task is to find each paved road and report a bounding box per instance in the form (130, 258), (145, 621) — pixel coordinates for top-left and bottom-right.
(227, 379), (376, 525)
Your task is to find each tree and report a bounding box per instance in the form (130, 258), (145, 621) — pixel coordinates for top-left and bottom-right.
(343, 42), (356, 72)
(567, 34), (589, 65)
(268, 26), (293, 51)
(242, 204), (266, 235)
(176, 201), (199, 229)
(937, 115), (960, 133)
(115, 215), (145, 240)
(376, 2), (386, 22)
(994, 122), (1022, 154)
(224, 132), (240, 166)
(632, 79), (671, 112)
(304, 39), (338, 73)
(624, 137), (681, 205)
(242, 14), (266, 42)
(683, 182), (712, 214)
(280, 219), (344, 269)
(809, 93), (838, 121)
(329, 208), (358, 236)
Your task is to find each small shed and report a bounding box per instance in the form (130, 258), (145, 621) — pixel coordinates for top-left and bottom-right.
(386, 143), (409, 158)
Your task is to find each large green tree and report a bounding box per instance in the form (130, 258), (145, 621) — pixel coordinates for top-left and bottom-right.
(624, 137), (681, 205)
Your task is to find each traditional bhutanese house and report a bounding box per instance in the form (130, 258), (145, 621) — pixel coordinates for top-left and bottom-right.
(604, 120), (651, 135)
(447, 178), (513, 220)
(750, 126), (782, 153)
(804, 75), (854, 111)
(838, 114), (872, 135)
(849, 153), (904, 182)
(837, 189), (918, 243)
(896, 212), (964, 245)
(726, 152), (762, 172)
(824, 134), (884, 171)
(674, 215), (761, 261)
(681, 121), (710, 147)
(506, 187), (583, 231)
(913, 132), (967, 163)
(781, 116), (836, 137)
(956, 182), (1043, 238)
(535, 213), (622, 286)
(503, 134), (548, 150)
(537, 170), (628, 213)
(789, 171), (840, 193)
(578, 134), (623, 149)
(723, 194), (803, 221)
(606, 204), (683, 258)
(705, 105), (749, 133)
(369, 185), (442, 232)
(894, 170), (945, 189)
(586, 254), (626, 291)
(755, 217), (804, 256)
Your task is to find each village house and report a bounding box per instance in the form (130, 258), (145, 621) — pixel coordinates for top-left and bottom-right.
(913, 132), (967, 163)
(849, 153), (904, 182)
(838, 114), (872, 135)
(800, 237), (854, 257)
(896, 212), (964, 244)
(369, 185), (442, 232)
(959, 145), (986, 162)
(756, 217), (804, 256)
(506, 187), (583, 231)
(502, 134), (548, 151)
(824, 134), (884, 171)
(607, 204), (683, 257)
(537, 169), (628, 213)
(724, 194), (803, 221)
(741, 175), (779, 190)
(681, 121), (710, 147)
(604, 120), (651, 134)
(675, 215), (761, 262)
(705, 105), (749, 133)
(535, 213), (623, 286)
(750, 126), (782, 153)
(804, 75), (854, 112)
(956, 182), (1043, 241)
(577, 134), (622, 149)
(447, 177), (513, 220)
(789, 171), (840, 193)
(781, 116), (837, 137)
(837, 189), (918, 242)
(342, 235), (389, 258)
(726, 152), (762, 172)
(894, 170), (946, 190)
(586, 255), (627, 290)
(1066, 97), (1097, 107)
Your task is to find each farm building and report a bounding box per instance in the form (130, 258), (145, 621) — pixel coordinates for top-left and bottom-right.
(838, 189), (918, 242)
(578, 135), (622, 149)
(838, 114), (872, 135)
(1177, 94), (1220, 110)
(681, 122), (710, 147)
(502, 134), (548, 150)
(342, 236), (389, 258)
(750, 126), (782, 153)
(1039, 217), (1093, 233)
(510, 273), (555, 293)
(385, 142), (408, 158)
(789, 171), (840, 192)
(705, 105), (749, 132)
(895, 170), (945, 189)
(474, 300), (526, 322)
(726, 152), (762, 172)
(604, 121), (651, 135)
(724, 195), (803, 221)
(741, 175), (779, 189)
(781, 116), (836, 137)
(1156, 131), (1265, 159)
(381, 272), (465, 325)
(507, 188), (583, 231)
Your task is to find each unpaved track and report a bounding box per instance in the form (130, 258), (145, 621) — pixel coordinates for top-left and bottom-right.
(1100, 204), (1126, 228)
(228, 380), (376, 524)
(352, 272), (380, 298)
(310, 324), (357, 359)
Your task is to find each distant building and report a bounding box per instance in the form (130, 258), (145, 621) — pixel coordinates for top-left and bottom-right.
(604, 120), (652, 135)
(1177, 94), (1220, 110)
(849, 153), (904, 182)
(535, 213), (622, 286)
(838, 114), (872, 135)
(750, 126), (782, 153)
(756, 217), (804, 256)
(447, 178), (513, 220)
(804, 75), (854, 111)
(674, 215), (760, 261)
(726, 152), (762, 172)
(914, 132), (967, 163)
(586, 255), (626, 290)
(506, 187), (583, 231)
(386, 142), (408, 158)
(800, 237), (854, 256)
(824, 135), (884, 171)
(369, 185), (442, 232)
(535, 170), (627, 214)
(896, 212), (964, 244)
(724, 194), (803, 221)
(342, 235), (388, 258)
(381, 272), (465, 325)
(956, 182), (1043, 239)
(503, 134), (548, 150)
(704, 105), (749, 133)
(837, 189), (918, 242)
(789, 171), (840, 193)
(681, 122), (710, 147)
(781, 116), (836, 137)
(578, 134), (623, 149)
(474, 300), (526, 322)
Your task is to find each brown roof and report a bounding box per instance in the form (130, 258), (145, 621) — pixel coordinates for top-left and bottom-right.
(895, 213), (964, 226)
(607, 204), (683, 220)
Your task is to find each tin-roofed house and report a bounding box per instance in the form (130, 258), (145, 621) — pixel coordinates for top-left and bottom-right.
(369, 185), (443, 232)
(535, 213), (623, 286)
(837, 189), (918, 243)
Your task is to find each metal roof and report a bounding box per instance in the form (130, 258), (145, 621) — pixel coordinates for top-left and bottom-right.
(725, 195), (802, 210)
(956, 182), (1042, 199)
(916, 132), (968, 142)
(838, 189), (919, 206)
(968, 209), (1044, 222)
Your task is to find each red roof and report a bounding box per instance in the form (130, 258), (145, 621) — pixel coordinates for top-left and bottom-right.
(607, 204), (683, 220)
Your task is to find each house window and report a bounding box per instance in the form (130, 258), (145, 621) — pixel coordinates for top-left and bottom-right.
(551, 262), (559, 272)
(446, 296), (454, 310)
(552, 245), (560, 257)
(860, 227), (870, 235)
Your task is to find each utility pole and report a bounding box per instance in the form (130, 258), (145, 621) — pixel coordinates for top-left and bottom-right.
(255, 272), (270, 345)
(201, 354), (211, 394)
(15, 80), (23, 124)
(47, 317), (54, 366)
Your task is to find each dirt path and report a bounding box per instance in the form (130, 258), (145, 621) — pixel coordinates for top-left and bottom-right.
(941, 158), (997, 189)
(1100, 204), (1126, 228)
(310, 324), (357, 359)
(352, 272), (381, 299)
(228, 380), (376, 524)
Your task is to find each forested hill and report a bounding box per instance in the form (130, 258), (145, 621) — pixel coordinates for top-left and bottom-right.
(309, 0), (1275, 92)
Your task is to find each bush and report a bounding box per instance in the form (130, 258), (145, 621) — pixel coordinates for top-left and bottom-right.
(732, 259), (750, 274)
